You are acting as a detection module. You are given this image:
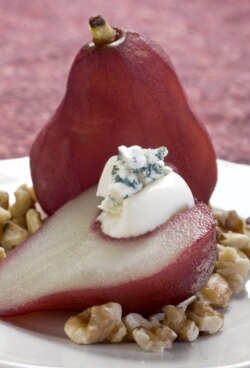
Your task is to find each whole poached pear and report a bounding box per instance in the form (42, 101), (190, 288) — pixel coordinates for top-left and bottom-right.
(30, 16), (217, 215)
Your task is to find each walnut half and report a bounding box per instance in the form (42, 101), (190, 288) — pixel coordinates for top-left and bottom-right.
(64, 302), (126, 344)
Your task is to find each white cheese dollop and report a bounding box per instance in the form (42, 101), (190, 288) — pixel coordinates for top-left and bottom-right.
(96, 146), (194, 238)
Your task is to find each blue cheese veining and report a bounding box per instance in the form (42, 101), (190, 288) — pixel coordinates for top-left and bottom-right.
(97, 145), (194, 238)
(98, 146), (171, 215)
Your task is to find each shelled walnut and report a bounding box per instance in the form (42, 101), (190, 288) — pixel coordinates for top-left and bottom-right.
(64, 302), (126, 344)
(123, 312), (176, 352)
(0, 190), (9, 210)
(0, 246), (6, 260)
(132, 325), (177, 353)
(162, 305), (199, 342)
(219, 232), (250, 257)
(197, 273), (233, 308)
(216, 244), (250, 293)
(1, 221), (28, 250)
(10, 185), (35, 218)
(186, 301), (224, 335)
(26, 209), (42, 234)
(212, 209), (244, 233)
(0, 184), (43, 251)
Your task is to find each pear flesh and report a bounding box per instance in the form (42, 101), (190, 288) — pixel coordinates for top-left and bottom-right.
(0, 186), (216, 316)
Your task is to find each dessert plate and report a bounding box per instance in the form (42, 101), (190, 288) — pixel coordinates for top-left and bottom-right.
(0, 157), (249, 368)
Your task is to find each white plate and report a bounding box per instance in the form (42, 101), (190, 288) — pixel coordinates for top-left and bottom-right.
(0, 157), (250, 368)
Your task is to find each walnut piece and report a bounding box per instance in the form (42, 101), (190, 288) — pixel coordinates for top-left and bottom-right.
(0, 208), (11, 242)
(64, 302), (126, 344)
(198, 273), (233, 308)
(0, 207), (11, 223)
(0, 184), (44, 250)
(216, 244), (250, 293)
(219, 231), (250, 258)
(0, 246), (6, 260)
(123, 312), (176, 352)
(123, 312), (161, 330)
(123, 312), (161, 342)
(0, 190), (9, 210)
(132, 325), (176, 353)
(26, 208), (42, 234)
(162, 305), (199, 342)
(12, 216), (27, 229)
(213, 210), (244, 233)
(186, 301), (224, 334)
(1, 221), (29, 250)
(10, 185), (34, 218)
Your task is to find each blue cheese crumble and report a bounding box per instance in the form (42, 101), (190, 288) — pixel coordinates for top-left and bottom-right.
(98, 145), (172, 215)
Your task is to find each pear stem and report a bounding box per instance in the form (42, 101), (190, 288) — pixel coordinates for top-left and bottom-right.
(89, 15), (118, 46)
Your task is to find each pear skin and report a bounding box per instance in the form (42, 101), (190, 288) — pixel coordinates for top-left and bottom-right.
(30, 17), (217, 214)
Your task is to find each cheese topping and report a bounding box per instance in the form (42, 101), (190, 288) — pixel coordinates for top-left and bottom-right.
(96, 146), (194, 238)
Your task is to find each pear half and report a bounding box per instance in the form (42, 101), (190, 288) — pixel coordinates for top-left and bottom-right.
(0, 186), (216, 316)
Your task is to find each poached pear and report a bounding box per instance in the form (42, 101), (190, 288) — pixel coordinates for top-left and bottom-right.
(30, 16), (217, 215)
(0, 185), (216, 316)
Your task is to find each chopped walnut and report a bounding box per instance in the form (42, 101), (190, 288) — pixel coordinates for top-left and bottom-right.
(0, 207), (11, 223)
(64, 302), (126, 344)
(0, 185), (44, 249)
(28, 186), (38, 203)
(162, 305), (199, 342)
(216, 226), (226, 243)
(12, 216), (27, 229)
(219, 231), (250, 258)
(1, 221), (29, 250)
(186, 301), (224, 335)
(0, 246), (6, 260)
(10, 184), (34, 218)
(132, 325), (176, 353)
(0, 208), (11, 243)
(0, 190), (9, 210)
(198, 273), (232, 308)
(162, 305), (186, 329)
(123, 312), (176, 352)
(124, 313), (161, 330)
(216, 244), (250, 293)
(123, 312), (161, 341)
(245, 223), (250, 238)
(213, 210), (244, 233)
(26, 209), (42, 234)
